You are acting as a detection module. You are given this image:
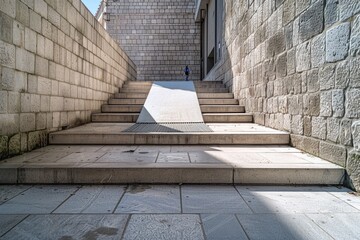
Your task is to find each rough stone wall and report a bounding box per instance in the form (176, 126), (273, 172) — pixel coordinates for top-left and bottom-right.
(105, 0), (201, 81)
(0, 0), (136, 159)
(208, 0), (360, 190)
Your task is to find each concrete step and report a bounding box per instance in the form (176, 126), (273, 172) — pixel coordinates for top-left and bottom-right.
(120, 87), (228, 93)
(92, 113), (139, 122)
(49, 123), (289, 145)
(109, 98), (146, 105)
(203, 113), (253, 123)
(120, 88), (151, 93)
(101, 105), (142, 113)
(199, 99), (239, 105)
(196, 88), (228, 93)
(114, 93), (148, 99)
(201, 105), (245, 113)
(197, 93), (234, 99)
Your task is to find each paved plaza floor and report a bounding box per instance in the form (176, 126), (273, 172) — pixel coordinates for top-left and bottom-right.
(0, 184), (359, 239)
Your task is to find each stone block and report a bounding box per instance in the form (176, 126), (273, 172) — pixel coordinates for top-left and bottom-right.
(20, 93), (31, 112)
(312, 117), (326, 140)
(350, 57), (360, 87)
(347, 150), (360, 192)
(34, 0), (47, 18)
(29, 10), (42, 33)
(0, 40), (15, 68)
(37, 76), (51, 95)
(340, 119), (353, 146)
(61, 112), (68, 126)
(303, 93), (320, 116)
(276, 52), (287, 77)
(44, 38), (54, 60)
(0, 0), (16, 18)
(48, 6), (61, 28)
(350, 15), (360, 57)
(27, 74), (37, 93)
(298, 0), (324, 42)
(307, 69), (319, 93)
(327, 118), (340, 143)
(319, 141), (347, 167)
(0, 135), (8, 159)
(40, 95), (50, 112)
(319, 64), (335, 90)
(320, 91), (332, 117)
(13, 21), (24, 47)
(14, 70), (27, 92)
(288, 95), (303, 115)
(291, 115), (303, 135)
(51, 80), (58, 95)
(332, 89), (344, 117)
(35, 56), (49, 77)
(0, 90), (7, 113)
(326, 23), (350, 62)
(15, 47), (35, 73)
(36, 112), (46, 130)
(338, 0), (360, 21)
(0, 67), (15, 91)
(16, 0), (29, 27)
(8, 133), (20, 156)
(286, 48), (295, 75)
(283, 0), (295, 26)
(304, 116), (312, 136)
(335, 60), (350, 88)
(36, 34), (45, 58)
(325, 0), (339, 26)
(50, 96), (64, 111)
(353, 121), (360, 151)
(27, 131), (47, 151)
(20, 113), (36, 132)
(59, 82), (71, 97)
(30, 94), (40, 113)
(0, 11), (13, 44)
(290, 134), (319, 156)
(296, 41), (310, 72)
(24, 28), (37, 53)
(266, 31), (286, 58)
(346, 89), (360, 118)
(311, 34), (325, 68)
(1, 114), (19, 137)
(8, 92), (20, 113)
(296, 0), (311, 15)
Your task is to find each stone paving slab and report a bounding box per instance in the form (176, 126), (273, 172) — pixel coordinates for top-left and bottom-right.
(0, 185), (359, 239)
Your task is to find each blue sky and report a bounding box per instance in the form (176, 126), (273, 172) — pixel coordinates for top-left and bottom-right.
(81, 0), (102, 15)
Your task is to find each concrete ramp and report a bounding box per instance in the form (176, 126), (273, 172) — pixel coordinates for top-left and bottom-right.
(125, 81), (211, 132)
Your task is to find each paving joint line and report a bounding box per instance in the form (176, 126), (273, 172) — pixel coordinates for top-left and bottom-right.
(112, 185), (128, 214)
(50, 185), (82, 214)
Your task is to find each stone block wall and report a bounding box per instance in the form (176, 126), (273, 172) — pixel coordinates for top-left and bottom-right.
(207, 0), (360, 190)
(104, 0), (201, 81)
(0, 0), (136, 159)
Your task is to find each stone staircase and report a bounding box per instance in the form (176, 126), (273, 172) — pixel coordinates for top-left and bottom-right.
(92, 81), (253, 124)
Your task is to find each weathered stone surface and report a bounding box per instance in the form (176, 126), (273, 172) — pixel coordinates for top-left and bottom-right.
(298, 0), (324, 42)
(276, 52), (287, 77)
(0, 90), (7, 113)
(8, 91), (20, 113)
(307, 69), (319, 93)
(24, 28), (36, 53)
(303, 93), (320, 116)
(291, 115), (304, 135)
(0, 114), (19, 136)
(290, 134), (319, 156)
(319, 64), (335, 90)
(320, 91), (332, 117)
(325, 0), (339, 26)
(332, 89), (344, 117)
(350, 15), (360, 56)
(296, 41), (311, 72)
(0, 11), (13, 44)
(266, 31), (286, 58)
(350, 57), (360, 87)
(8, 133), (20, 155)
(16, 47), (35, 73)
(347, 150), (360, 191)
(16, 0), (29, 27)
(319, 141), (347, 167)
(0, 135), (8, 159)
(327, 118), (340, 143)
(34, 0), (47, 18)
(346, 89), (360, 118)
(296, 0), (311, 15)
(0, 40), (15, 68)
(311, 34), (325, 68)
(0, 0), (16, 18)
(304, 116), (312, 136)
(353, 121), (360, 151)
(340, 119), (353, 146)
(312, 117), (326, 140)
(283, 1), (295, 26)
(335, 60), (350, 88)
(20, 113), (35, 132)
(0, 67), (14, 91)
(326, 23), (350, 62)
(28, 130), (47, 151)
(288, 95), (303, 115)
(338, 0), (360, 21)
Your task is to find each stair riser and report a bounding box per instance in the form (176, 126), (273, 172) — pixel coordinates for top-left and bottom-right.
(203, 115), (253, 123)
(109, 99), (146, 105)
(114, 93), (148, 99)
(92, 114), (139, 122)
(120, 88), (228, 93)
(199, 99), (238, 105)
(201, 106), (245, 113)
(49, 133), (289, 145)
(197, 93), (234, 99)
(101, 105), (142, 113)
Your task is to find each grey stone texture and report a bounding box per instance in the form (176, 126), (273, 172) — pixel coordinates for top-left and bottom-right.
(0, 0), (136, 159)
(104, 0), (200, 81)
(326, 23), (350, 62)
